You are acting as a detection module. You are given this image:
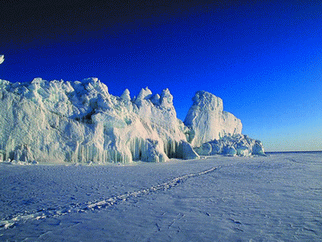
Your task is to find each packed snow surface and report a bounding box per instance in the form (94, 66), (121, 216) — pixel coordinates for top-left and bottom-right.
(0, 78), (264, 164)
(0, 152), (321, 241)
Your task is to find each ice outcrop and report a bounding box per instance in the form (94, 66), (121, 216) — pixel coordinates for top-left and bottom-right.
(0, 77), (264, 164)
(194, 134), (265, 157)
(0, 78), (199, 163)
(184, 91), (242, 147)
(0, 55), (4, 65)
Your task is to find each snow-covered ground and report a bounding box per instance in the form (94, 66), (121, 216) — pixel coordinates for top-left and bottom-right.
(0, 152), (321, 241)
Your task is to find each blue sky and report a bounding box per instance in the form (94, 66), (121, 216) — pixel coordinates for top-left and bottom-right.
(1, 0), (321, 151)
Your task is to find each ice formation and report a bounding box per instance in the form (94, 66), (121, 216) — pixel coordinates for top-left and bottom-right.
(184, 91), (242, 147)
(194, 134), (265, 157)
(0, 78), (264, 163)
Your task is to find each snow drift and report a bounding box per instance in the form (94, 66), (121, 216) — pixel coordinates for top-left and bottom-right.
(0, 78), (264, 163)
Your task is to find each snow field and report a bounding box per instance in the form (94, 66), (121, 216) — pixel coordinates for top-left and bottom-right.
(0, 152), (321, 241)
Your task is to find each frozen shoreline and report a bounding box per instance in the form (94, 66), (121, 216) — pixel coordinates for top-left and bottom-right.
(1, 152), (321, 241)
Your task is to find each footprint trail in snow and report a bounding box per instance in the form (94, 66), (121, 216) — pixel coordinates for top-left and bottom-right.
(0, 166), (220, 230)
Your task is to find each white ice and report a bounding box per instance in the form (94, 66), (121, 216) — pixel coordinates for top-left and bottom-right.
(0, 152), (321, 241)
(0, 78), (262, 164)
(184, 90), (242, 147)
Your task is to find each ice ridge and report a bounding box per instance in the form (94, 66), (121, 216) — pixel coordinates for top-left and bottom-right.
(0, 78), (264, 164)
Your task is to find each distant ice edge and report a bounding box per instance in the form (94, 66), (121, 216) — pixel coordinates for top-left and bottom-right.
(0, 78), (265, 164)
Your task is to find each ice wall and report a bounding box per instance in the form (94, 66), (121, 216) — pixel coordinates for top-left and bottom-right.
(184, 91), (242, 147)
(0, 78), (264, 163)
(0, 78), (199, 163)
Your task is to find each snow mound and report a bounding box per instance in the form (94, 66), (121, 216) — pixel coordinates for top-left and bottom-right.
(0, 78), (263, 163)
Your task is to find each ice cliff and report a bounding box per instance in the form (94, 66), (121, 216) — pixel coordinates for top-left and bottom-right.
(0, 78), (264, 163)
(184, 91), (242, 147)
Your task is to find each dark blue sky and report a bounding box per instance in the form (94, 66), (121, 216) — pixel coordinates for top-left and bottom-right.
(1, 0), (322, 151)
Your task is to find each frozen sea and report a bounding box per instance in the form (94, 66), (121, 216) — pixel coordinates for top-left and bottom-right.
(0, 152), (321, 241)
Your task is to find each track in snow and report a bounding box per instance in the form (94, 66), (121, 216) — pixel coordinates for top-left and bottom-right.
(0, 166), (220, 230)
